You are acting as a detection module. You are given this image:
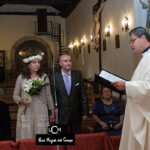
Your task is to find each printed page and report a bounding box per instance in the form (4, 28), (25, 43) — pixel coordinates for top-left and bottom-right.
(99, 70), (125, 82)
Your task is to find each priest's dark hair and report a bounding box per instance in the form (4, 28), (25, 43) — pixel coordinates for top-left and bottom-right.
(129, 26), (150, 42)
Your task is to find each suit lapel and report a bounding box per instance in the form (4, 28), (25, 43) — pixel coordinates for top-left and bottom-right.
(70, 71), (75, 95)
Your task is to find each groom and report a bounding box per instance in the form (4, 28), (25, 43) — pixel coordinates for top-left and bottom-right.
(50, 54), (89, 134)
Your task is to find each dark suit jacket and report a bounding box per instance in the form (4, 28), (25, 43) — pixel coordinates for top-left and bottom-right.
(50, 70), (89, 125)
(0, 102), (12, 140)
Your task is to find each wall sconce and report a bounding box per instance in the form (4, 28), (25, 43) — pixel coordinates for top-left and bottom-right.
(122, 17), (129, 31)
(19, 51), (25, 56)
(73, 41), (79, 47)
(68, 44), (73, 49)
(39, 51), (45, 56)
(105, 25), (111, 37)
(90, 35), (94, 42)
(81, 38), (86, 46)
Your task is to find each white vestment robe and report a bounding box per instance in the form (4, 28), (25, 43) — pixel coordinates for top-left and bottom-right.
(119, 50), (150, 150)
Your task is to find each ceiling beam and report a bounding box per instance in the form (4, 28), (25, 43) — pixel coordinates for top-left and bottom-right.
(0, 0), (9, 6)
(0, 11), (61, 16)
(0, 0), (81, 18)
(4, 0), (73, 6)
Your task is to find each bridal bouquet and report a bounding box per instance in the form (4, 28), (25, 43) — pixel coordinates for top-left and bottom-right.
(22, 76), (49, 115)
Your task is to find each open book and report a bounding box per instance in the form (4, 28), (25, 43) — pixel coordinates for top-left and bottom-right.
(95, 69), (126, 94)
(99, 70), (126, 82)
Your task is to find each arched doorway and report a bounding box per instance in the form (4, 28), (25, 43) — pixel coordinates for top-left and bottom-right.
(15, 40), (48, 71)
(11, 36), (53, 75)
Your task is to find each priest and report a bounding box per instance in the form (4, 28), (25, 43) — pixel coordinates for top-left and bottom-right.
(112, 26), (150, 150)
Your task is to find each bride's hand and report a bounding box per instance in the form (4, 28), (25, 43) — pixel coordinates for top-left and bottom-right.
(50, 114), (55, 123)
(19, 99), (30, 106)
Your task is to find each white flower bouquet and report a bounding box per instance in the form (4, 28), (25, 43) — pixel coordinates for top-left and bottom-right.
(22, 75), (49, 114)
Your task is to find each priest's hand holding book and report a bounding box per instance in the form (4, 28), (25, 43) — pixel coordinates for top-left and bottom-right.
(98, 69), (126, 92)
(111, 81), (126, 91)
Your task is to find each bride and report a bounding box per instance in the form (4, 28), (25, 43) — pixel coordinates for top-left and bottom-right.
(13, 54), (55, 141)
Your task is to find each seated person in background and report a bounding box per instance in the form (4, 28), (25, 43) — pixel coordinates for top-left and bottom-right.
(0, 101), (12, 140)
(92, 86), (124, 136)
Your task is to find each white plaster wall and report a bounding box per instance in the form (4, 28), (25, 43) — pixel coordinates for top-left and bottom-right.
(134, 0), (147, 27)
(66, 0), (99, 79)
(0, 13), (65, 69)
(1, 1), (146, 80)
(101, 0), (141, 80)
(66, 0), (147, 80)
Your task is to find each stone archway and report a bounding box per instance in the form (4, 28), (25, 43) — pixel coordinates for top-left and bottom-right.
(11, 36), (53, 74)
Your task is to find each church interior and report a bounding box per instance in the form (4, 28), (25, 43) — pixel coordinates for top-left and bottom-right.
(0, 0), (148, 149)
